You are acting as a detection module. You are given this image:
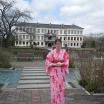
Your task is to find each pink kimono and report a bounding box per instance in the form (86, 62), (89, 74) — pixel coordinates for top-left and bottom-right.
(45, 49), (69, 104)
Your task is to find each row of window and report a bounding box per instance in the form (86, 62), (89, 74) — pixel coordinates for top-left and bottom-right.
(15, 41), (82, 47)
(67, 43), (82, 47)
(16, 27), (83, 35)
(16, 27), (35, 33)
(16, 35), (44, 40)
(60, 36), (83, 41)
(16, 35), (83, 41)
(15, 41), (44, 46)
(36, 28), (83, 35)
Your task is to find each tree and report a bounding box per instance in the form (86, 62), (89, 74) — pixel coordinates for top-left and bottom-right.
(0, 0), (31, 47)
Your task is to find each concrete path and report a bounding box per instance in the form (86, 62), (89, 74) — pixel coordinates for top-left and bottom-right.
(0, 89), (104, 104)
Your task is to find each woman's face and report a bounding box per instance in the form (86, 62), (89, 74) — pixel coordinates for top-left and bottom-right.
(55, 41), (62, 50)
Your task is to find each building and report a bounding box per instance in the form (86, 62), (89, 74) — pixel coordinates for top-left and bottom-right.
(15, 22), (84, 48)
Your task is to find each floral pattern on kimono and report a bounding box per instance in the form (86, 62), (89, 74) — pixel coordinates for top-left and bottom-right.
(45, 49), (69, 104)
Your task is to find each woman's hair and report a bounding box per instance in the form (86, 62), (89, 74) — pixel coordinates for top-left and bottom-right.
(54, 38), (62, 44)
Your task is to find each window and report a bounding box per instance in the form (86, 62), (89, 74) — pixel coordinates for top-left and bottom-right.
(54, 30), (56, 34)
(33, 28), (35, 32)
(41, 42), (43, 45)
(23, 41), (25, 45)
(44, 29), (47, 33)
(71, 30), (73, 34)
(74, 30), (76, 34)
(19, 41), (21, 45)
(41, 36), (44, 40)
(51, 30), (53, 33)
(37, 29), (40, 33)
(42, 29), (45, 33)
(77, 30), (79, 34)
(64, 37), (66, 40)
(38, 36), (40, 40)
(74, 43), (76, 46)
(26, 28), (29, 32)
(23, 27), (25, 31)
(33, 42), (36, 45)
(30, 36), (33, 40)
(80, 31), (82, 34)
(19, 35), (22, 39)
(26, 35), (29, 39)
(56, 30), (59, 34)
(60, 37), (62, 40)
(48, 36), (52, 40)
(68, 30), (70, 34)
(26, 42), (28, 45)
(77, 37), (79, 41)
(68, 37), (70, 40)
(74, 37), (76, 41)
(30, 28), (32, 33)
(80, 37), (82, 41)
(64, 30), (67, 34)
(48, 30), (50, 33)
(33, 36), (35, 39)
(60, 30), (62, 34)
(71, 43), (73, 46)
(37, 42), (39, 45)
(71, 37), (73, 40)
(77, 43), (79, 46)
(23, 35), (25, 39)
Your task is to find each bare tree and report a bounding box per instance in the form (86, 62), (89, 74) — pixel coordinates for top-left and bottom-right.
(0, 0), (31, 47)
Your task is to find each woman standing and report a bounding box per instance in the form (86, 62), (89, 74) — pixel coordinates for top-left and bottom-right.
(45, 39), (69, 104)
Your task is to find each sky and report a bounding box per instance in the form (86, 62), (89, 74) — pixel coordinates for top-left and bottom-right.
(14, 0), (104, 34)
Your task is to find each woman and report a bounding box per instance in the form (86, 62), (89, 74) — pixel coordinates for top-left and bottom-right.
(45, 39), (69, 104)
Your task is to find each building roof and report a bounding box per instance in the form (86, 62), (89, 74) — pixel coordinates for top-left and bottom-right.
(16, 22), (84, 29)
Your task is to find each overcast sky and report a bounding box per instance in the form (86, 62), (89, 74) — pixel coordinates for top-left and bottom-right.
(14, 0), (104, 34)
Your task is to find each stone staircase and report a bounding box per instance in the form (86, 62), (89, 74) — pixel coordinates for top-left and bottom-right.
(17, 67), (50, 89)
(17, 67), (90, 96)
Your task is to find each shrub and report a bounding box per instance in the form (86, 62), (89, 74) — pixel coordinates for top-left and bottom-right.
(86, 80), (98, 92)
(0, 49), (11, 68)
(79, 79), (98, 93)
(69, 58), (75, 68)
(79, 79), (88, 87)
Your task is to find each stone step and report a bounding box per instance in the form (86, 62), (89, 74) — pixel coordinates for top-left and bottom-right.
(23, 67), (45, 70)
(21, 73), (47, 76)
(23, 69), (45, 71)
(20, 76), (49, 80)
(24, 67), (44, 69)
(17, 83), (50, 89)
(18, 80), (50, 84)
(22, 70), (46, 73)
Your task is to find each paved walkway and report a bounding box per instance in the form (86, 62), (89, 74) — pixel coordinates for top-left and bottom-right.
(0, 89), (104, 104)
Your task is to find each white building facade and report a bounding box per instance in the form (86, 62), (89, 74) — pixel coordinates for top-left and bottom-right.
(15, 22), (84, 48)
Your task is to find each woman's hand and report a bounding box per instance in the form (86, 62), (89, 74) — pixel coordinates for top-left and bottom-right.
(56, 62), (64, 66)
(50, 62), (64, 67)
(49, 63), (57, 67)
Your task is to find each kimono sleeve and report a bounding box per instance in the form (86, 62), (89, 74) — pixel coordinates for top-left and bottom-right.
(63, 51), (70, 74)
(45, 52), (53, 75)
